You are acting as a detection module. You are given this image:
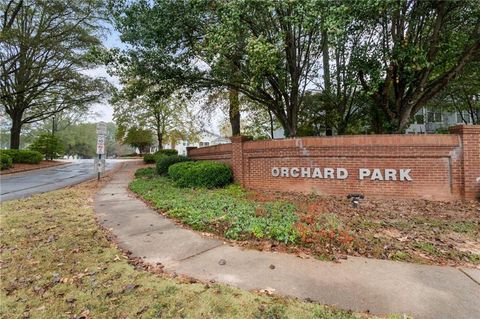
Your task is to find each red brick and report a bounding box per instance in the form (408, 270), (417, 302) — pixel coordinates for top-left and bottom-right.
(188, 126), (480, 201)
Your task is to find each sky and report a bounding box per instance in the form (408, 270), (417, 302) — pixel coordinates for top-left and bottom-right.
(87, 26), (124, 123)
(89, 24), (225, 134)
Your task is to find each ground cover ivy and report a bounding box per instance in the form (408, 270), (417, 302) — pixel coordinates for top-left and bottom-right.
(129, 172), (299, 244)
(130, 168), (480, 267)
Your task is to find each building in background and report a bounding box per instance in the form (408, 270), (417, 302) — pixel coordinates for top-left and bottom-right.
(405, 107), (478, 134)
(160, 130), (230, 155)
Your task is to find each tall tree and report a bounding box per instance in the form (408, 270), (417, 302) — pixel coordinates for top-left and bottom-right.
(0, 0), (110, 149)
(430, 61), (480, 125)
(123, 127), (153, 154)
(300, 16), (369, 136)
(112, 86), (197, 149)
(352, 0), (480, 132)
(110, 0), (327, 137)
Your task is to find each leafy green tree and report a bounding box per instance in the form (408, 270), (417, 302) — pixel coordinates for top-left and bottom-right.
(29, 134), (63, 160)
(434, 62), (480, 125)
(123, 127), (153, 154)
(0, 0), (111, 149)
(112, 86), (197, 150)
(57, 123), (96, 159)
(352, 0), (480, 132)
(110, 0), (329, 137)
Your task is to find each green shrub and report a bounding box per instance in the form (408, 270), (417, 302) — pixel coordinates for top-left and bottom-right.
(154, 149), (178, 157)
(134, 167), (156, 178)
(29, 134), (63, 160)
(143, 153), (156, 164)
(0, 149), (43, 164)
(168, 161), (232, 188)
(144, 150), (173, 164)
(167, 161), (194, 180)
(156, 155), (191, 175)
(0, 153), (13, 170)
(14, 150), (43, 164)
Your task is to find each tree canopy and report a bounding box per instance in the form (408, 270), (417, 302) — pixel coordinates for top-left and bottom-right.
(109, 0), (479, 136)
(0, 0), (111, 148)
(352, 0), (480, 132)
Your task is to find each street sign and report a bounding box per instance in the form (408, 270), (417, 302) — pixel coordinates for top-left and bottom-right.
(96, 121), (107, 180)
(96, 144), (105, 155)
(96, 135), (105, 155)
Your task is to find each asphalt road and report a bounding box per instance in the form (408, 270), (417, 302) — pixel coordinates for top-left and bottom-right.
(0, 159), (128, 202)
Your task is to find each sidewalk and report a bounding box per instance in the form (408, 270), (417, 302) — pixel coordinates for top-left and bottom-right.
(94, 162), (480, 319)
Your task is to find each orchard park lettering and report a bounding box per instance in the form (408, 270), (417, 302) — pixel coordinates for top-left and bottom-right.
(271, 167), (412, 181)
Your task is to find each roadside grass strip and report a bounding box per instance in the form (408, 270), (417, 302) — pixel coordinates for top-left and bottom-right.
(0, 181), (380, 319)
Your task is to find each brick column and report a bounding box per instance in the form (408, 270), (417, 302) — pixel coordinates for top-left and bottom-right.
(230, 136), (250, 186)
(450, 125), (480, 200)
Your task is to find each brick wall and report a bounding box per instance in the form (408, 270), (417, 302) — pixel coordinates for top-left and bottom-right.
(186, 144), (232, 165)
(188, 125), (479, 201)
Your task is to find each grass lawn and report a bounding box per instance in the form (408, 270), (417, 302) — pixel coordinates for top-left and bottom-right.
(130, 167), (480, 267)
(0, 178), (373, 319)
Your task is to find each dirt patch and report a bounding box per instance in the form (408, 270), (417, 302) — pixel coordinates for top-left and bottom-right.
(0, 160), (68, 175)
(263, 191), (480, 267)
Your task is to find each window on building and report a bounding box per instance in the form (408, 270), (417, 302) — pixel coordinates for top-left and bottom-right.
(415, 114), (425, 124)
(427, 111), (442, 123)
(199, 141), (209, 147)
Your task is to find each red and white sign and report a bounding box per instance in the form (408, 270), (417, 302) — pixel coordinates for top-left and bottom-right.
(96, 135), (105, 155)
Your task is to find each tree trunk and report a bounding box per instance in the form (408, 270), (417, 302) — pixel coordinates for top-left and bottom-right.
(268, 109), (274, 139)
(322, 26), (333, 136)
(9, 115), (22, 149)
(370, 105), (385, 134)
(229, 88), (241, 136)
(157, 131), (163, 149)
(284, 114), (297, 138)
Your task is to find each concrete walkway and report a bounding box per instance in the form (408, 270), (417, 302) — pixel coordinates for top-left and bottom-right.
(94, 162), (480, 319)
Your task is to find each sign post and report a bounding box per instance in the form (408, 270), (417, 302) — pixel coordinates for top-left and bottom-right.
(95, 122), (107, 180)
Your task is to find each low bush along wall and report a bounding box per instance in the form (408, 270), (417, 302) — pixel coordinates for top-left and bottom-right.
(168, 161), (232, 188)
(156, 155), (191, 175)
(0, 149), (43, 165)
(1, 153), (13, 170)
(187, 125), (480, 201)
(144, 149), (180, 164)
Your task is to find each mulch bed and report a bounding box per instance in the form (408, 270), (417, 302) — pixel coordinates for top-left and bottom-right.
(240, 191), (480, 268)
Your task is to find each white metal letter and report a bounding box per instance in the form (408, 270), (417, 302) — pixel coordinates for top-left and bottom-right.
(371, 169), (384, 181)
(272, 167), (280, 177)
(301, 167), (311, 178)
(400, 169), (412, 181)
(290, 167), (300, 177)
(324, 168), (334, 179)
(312, 167), (323, 178)
(359, 168), (371, 180)
(384, 169), (397, 181)
(337, 168), (348, 179)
